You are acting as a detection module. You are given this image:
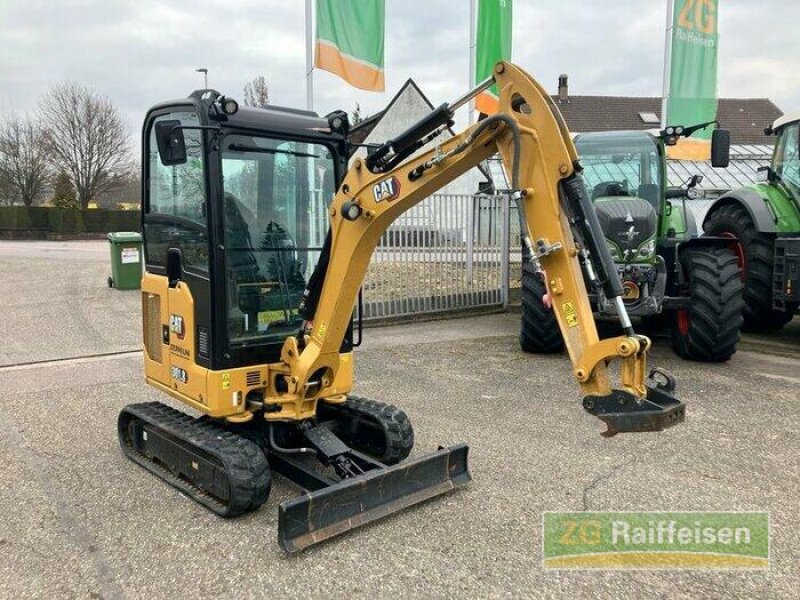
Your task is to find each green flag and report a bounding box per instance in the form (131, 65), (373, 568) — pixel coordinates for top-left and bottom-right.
(315, 0), (385, 92)
(475, 0), (513, 114)
(666, 0), (719, 158)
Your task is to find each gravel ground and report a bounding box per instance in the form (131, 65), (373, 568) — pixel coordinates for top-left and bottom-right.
(0, 240), (798, 599)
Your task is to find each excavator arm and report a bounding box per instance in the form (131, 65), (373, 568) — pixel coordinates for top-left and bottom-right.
(281, 61), (685, 436)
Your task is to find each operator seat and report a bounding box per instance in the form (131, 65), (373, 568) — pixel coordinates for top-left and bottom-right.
(260, 221), (306, 312)
(223, 193), (261, 330)
(637, 183), (660, 207)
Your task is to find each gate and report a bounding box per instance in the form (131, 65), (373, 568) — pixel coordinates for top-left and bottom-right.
(362, 194), (511, 320)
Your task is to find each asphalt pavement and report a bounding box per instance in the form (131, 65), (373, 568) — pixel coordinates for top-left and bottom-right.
(0, 240), (798, 599)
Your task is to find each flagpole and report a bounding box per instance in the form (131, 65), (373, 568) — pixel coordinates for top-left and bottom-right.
(660, 0), (674, 128)
(305, 0), (314, 111)
(468, 0), (477, 126)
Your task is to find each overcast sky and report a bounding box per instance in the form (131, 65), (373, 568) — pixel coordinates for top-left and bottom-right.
(1, 0), (798, 150)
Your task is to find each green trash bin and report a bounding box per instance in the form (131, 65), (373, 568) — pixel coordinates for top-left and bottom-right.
(107, 231), (143, 290)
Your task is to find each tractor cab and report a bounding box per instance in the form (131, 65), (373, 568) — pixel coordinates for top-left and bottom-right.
(575, 130), (664, 265)
(141, 90), (350, 373)
(765, 113), (800, 199)
(575, 125), (730, 263)
(558, 126), (744, 364)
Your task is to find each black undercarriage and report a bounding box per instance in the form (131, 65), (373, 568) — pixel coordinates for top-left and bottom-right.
(118, 398), (470, 553)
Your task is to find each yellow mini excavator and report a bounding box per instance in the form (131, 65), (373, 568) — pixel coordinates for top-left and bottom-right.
(121, 61), (685, 553)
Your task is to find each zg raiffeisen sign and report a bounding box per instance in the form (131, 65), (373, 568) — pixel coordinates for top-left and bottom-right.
(543, 512), (769, 569)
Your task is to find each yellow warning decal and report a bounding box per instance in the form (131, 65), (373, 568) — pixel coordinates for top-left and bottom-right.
(222, 373), (231, 390)
(563, 302), (579, 328)
(317, 321), (328, 340)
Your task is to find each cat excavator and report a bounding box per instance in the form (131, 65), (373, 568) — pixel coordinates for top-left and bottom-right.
(120, 61), (685, 553)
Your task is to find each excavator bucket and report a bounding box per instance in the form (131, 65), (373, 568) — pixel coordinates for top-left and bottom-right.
(276, 444), (470, 553)
(583, 369), (686, 437)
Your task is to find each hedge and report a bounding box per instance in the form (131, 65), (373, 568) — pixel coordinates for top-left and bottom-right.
(0, 207), (140, 236)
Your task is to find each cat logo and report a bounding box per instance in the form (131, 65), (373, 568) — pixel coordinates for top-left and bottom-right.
(372, 176), (401, 203)
(169, 314), (185, 339)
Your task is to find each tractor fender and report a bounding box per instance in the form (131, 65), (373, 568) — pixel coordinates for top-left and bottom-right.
(671, 236), (739, 288)
(701, 188), (777, 234)
(679, 235), (735, 253)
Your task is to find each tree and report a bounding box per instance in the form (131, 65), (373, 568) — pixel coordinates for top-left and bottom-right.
(95, 167), (140, 209)
(243, 76), (270, 108)
(51, 170), (79, 209)
(0, 167), (13, 206)
(39, 82), (131, 209)
(0, 114), (51, 206)
(351, 103), (364, 125)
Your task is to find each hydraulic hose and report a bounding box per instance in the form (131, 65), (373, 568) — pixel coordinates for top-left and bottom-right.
(269, 424), (314, 455)
(452, 114), (521, 190)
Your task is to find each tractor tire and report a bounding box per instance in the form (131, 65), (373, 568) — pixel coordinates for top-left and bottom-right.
(670, 246), (744, 362)
(519, 262), (564, 354)
(704, 203), (794, 331)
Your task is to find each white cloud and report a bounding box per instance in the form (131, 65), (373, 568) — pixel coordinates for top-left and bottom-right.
(1, 0), (796, 148)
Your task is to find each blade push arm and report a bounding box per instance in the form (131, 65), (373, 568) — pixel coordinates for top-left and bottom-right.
(279, 61), (684, 435)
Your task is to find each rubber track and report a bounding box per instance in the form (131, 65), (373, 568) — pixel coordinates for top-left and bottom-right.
(705, 202), (795, 331)
(519, 262), (564, 354)
(325, 396), (414, 465)
(118, 402), (271, 517)
(671, 246), (744, 362)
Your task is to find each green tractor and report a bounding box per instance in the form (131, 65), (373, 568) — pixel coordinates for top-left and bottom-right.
(703, 113), (800, 331)
(520, 124), (745, 361)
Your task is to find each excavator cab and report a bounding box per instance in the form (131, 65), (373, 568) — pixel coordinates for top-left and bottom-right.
(142, 94), (349, 371)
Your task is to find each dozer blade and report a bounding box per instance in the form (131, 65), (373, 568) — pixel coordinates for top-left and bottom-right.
(583, 370), (686, 437)
(277, 444), (470, 553)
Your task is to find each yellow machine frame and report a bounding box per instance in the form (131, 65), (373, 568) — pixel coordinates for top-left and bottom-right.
(142, 62), (661, 427)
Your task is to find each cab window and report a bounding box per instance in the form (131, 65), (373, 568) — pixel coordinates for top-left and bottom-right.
(775, 123), (800, 190)
(220, 135), (335, 347)
(144, 111), (209, 271)
(576, 133), (662, 208)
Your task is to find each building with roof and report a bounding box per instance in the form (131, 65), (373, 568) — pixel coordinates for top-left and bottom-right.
(353, 74), (784, 200)
(350, 79), (486, 243)
(551, 74), (783, 199)
(552, 74), (783, 146)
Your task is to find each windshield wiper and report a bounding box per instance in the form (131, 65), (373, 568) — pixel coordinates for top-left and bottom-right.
(227, 144), (319, 159)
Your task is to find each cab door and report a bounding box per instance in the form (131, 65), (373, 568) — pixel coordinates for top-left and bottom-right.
(142, 108), (212, 408)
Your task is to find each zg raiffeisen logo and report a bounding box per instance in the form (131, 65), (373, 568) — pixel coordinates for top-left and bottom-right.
(542, 512), (769, 569)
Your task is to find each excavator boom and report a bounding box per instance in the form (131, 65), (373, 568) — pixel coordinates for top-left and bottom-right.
(284, 62), (685, 434)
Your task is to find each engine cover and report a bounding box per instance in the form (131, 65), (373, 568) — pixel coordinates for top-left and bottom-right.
(594, 197), (657, 255)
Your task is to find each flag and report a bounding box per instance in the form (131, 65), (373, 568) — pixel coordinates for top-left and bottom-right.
(475, 0), (513, 115)
(666, 0), (720, 159)
(315, 0), (385, 92)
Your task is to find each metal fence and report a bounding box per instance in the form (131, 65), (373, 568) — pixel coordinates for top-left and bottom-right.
(362, 194), (512, 320)
(357, 190), (729, 322)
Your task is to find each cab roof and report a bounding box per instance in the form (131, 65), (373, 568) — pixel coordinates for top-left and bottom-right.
(771, 111), (800, 132)
(574, 129), (658, 155)
(146, 90), (344, 141)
